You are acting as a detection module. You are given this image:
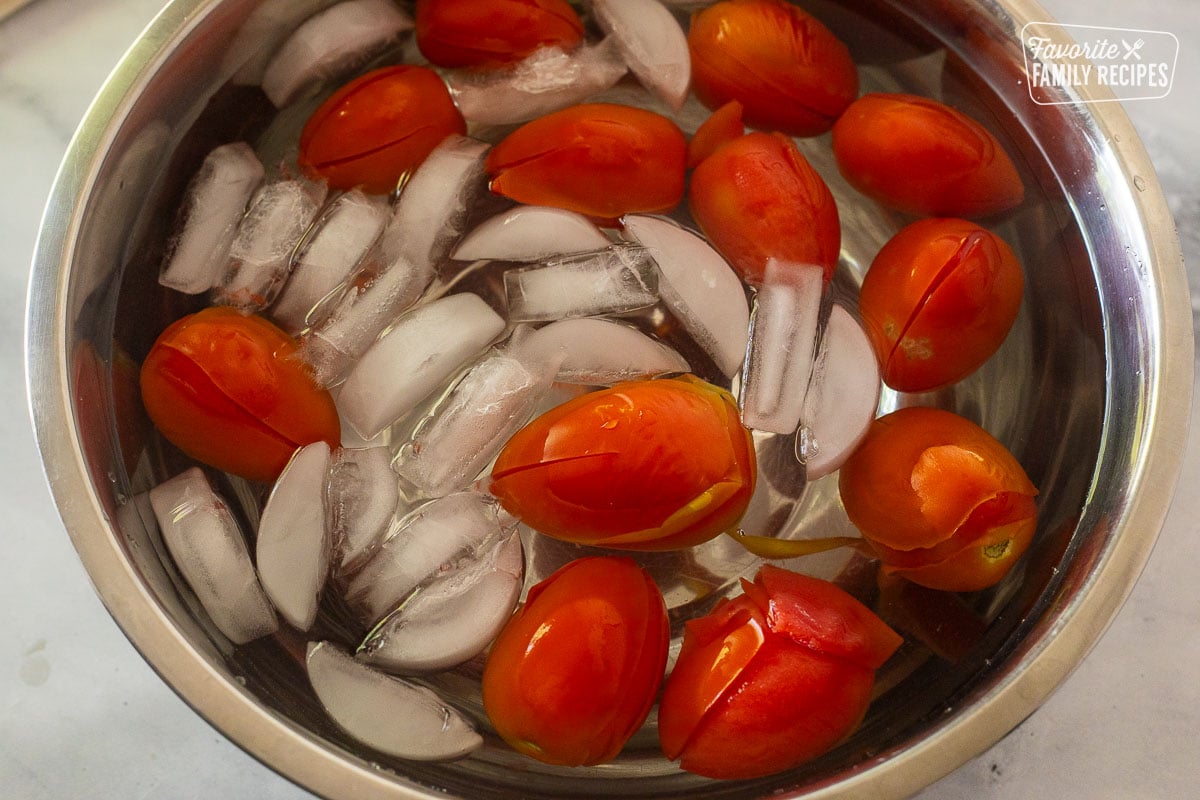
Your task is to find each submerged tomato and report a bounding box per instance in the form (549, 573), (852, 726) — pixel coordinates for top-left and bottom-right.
(489, 375), (756, 551)
(859, 218), (1024, 392)
(298, 65), (465, 194)
(689, 131), (841, 285)
(140, 307), (340, 482)
(839, 407), (1038, 591)
(482, 556), (669, 766)
(658, 565), (902, 780)
(832, 92), (1024, 217)
(688, 0), (859, 137)
(686, 100), (745, 169)
(485, 103), (687, 219)
(415, 0), (583, 67)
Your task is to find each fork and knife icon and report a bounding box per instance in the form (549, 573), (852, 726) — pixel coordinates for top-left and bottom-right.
(1122, 38), (1146, 60)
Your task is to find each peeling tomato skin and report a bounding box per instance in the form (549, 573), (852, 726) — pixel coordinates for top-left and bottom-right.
(686, 100), (746, 169)
(297, 65), (466, 194)
(415, 0), (584, 68)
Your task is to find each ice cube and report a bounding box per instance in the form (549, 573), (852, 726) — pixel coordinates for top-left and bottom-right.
(447, 40), (627, 126)
(740, 261), (825, 434)
(504, 243), (659, 322)
(358, 528), (523, 673)
(271, 189), (390, 333)
(623, 214), (750, 376)
(256, 442), (332, 631)
(159, 143), (265, 295)
(336, 293), (506, 440)
(344, 492), (516, 625)
(515, 317), (688, 385)
(451, 205), (610, 263)
(593, 0), (691, 110)
(215, 178), (327, 311)
(306, 641), (482, 761)
(395, 348), (558, 497)
(224, 0), (341, 85)
(328, 445), (400, 577)
(260, 0), (415, 108)
(148, 468), (278, 644)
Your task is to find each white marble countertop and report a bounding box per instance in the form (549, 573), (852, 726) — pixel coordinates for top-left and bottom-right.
(1, 1), (1196, 797)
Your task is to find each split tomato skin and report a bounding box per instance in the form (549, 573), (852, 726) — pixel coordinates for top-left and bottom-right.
(859, 218), (1024, 392)
(832, 92), (1024, 217)
(298, 65), (466, 194)
(139, 307), (340, 483)
(482, 556), (669, 766)
(689, 131), (841, 285)
(489, 375), (756, 551)
(485, 103), (687, 219)
(686, 100), (745, 169)
(658, 565), (902, 780)
(839, 407), (1038, 592)
(415, 0), (583, 68)
(688, 0), (859, 137)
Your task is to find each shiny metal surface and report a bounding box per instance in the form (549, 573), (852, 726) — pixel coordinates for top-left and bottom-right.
(25, 0), (1192, 798)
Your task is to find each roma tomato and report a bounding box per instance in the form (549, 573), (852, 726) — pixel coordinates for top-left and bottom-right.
(688, 0), (859, 137)
(832, 92), (1024, 217)
(658, 565), (902, 780)
(485, 103), (687, 219)
(298, 65), (465, 194)
(489, 375), (755, 551)
(686, 99), (745, 169)
(689, 131), (841, 285)
(859, 218), (1024, 392)
(140, 307), (340, 482)
(482, 556), (669, 766)
(415, 0), (583, 68)
(839, 407), (1038, 592)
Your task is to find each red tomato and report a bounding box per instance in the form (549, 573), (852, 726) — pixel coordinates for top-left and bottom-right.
(298, 65), (465, 194)
(658, 565), (902, 779)
(688, 0), (859, 137)
(482, 556), (669, 766)
(839, 407), (1038, 591)
(686, 100), (745, 169)
(689, 131), (841, 285)
(485, 103), (687, 219)
(832, 92), (1024, 217)
(415, 0), (583, 67)
(489, 375), (755, 551)
(140, 307), (340, 482)
(859, 218), (1024, 392)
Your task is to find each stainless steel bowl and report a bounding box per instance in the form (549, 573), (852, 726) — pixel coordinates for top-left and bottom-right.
(26, 0), (1192, 798)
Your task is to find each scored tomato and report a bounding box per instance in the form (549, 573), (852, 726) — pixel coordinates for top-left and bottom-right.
(485, 103), (687, 220)
(832, 92), (1024, 217)
(689, 131), (841, 285)
(839, 407), (1038, 591)
(859, 218), (1024, 392)
(489, 375), (756, 551)
(298, 65), (465, 194)
(139, 307), (340, 482)
(482, 556), (669, 766)
(415, 0), (583, 68)
(658, 565), (902, 780)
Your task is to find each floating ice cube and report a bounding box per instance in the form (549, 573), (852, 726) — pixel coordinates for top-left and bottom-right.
(741, 261), (825, 434)
(159, 143), (265, 295)
(260, 0), (414, 108)
(799, 305), (882, 480)
(623, 215), (750, 377)
(504, 243), (659, 322)
(326, 446), (402, 577)
(447, 40), (627, 126)
(215, 178), (327, 311)
(451, 206), (610, 263)
(593, 0), (691, 110)
(358, 528), (523, 673)
(345, 492), (516, 625)
(515, 318), (688, 385)
(256, 442), (332, 631)
(337, 293), (505, 440)
(271, 189), (390, 333)
(306, 641), (482, 761)
(148, 468), (278, 644)
(225, 0), (341, 85)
